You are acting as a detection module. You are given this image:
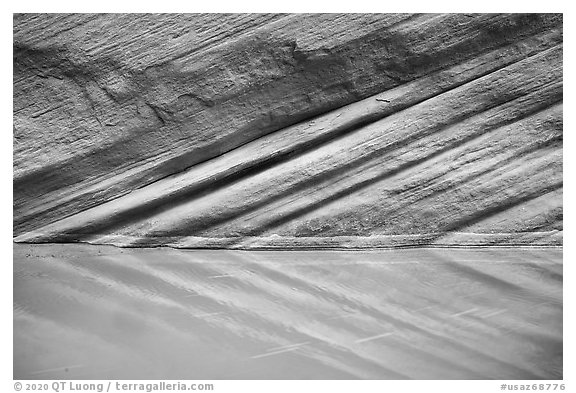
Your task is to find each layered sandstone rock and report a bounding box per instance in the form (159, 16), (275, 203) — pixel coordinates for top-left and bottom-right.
(13, 13), (563, 249)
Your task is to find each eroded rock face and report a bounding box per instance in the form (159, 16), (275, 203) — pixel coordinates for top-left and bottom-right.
(13, 13), (563, 249)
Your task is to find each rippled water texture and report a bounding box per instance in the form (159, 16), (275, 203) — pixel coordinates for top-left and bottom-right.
(13, 244), (562, 379)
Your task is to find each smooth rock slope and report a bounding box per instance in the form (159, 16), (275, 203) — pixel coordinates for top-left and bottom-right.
(13, 13), (563, 249)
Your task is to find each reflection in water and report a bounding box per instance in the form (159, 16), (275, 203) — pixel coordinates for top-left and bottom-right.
(13, 244), (562, 379)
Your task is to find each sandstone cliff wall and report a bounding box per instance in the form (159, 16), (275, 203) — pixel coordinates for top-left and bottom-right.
(13, 13), (563, 248)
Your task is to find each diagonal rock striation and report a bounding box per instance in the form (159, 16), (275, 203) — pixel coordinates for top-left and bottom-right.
(13, 13), (563, 249)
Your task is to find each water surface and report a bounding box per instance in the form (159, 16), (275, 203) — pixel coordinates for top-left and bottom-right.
(14, 244), (562, 379)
